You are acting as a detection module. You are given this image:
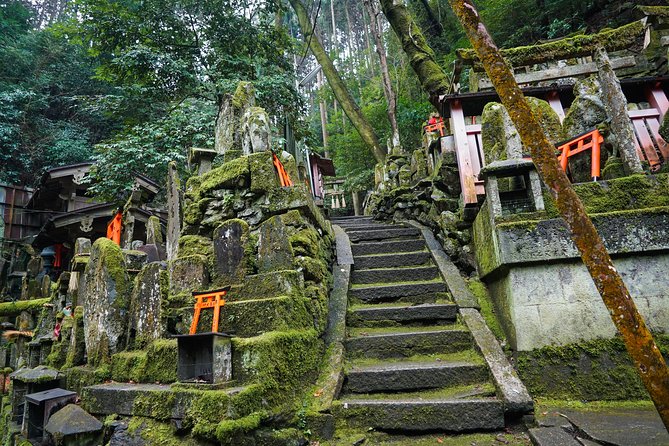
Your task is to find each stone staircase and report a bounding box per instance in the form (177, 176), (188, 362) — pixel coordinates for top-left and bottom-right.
(330, 216), (505, 433)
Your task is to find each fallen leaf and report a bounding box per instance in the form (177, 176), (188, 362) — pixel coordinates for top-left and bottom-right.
(437, 438), (443, 443)
(313, 389), (324, 397)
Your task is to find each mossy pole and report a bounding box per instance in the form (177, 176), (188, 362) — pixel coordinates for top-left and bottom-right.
(449, 0), (669, 429)
(288, 0), (386, 164)
(379, 0), (451, 108)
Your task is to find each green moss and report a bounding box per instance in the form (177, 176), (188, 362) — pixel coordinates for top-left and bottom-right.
(145, 339), (177, 384)
(133, 391), (176, 420)
(64, 306), (85, 368)
(232, 81), (254, 109)
(571, 174), (669, 213)
(637, 5), (669, 18)
(465, 278), (505, 342)
(111, 351), (147, 382)
(128, 417), (201, 446)
(472, 201), (501, 277)
(216, 296), (314, 337)
(458, 19), (647, 68)
(177, 235), (214, 260)
(66, 366), (103, 395)
(196, 156), (250, 198)
(515, 336), (669, 400)
(248, 151), (277, 193)
(215, 412), (263, 446)
(0, 298), (49, 317)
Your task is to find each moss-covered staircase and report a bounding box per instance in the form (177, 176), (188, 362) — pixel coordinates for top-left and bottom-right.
(330, 216), (505, 433)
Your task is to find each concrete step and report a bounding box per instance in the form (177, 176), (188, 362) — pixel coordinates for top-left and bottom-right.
(351, 239), (426, 256)
(351, 266), (440, 285)
(344, 361), (489, 393)
(347, 227), (420, 243)
(349, 281), (447, 303)
(333, 398), (504, 432)
(347, 303), (458, 327)
(354, 251), (431, 269)
(345, 328), (472, 359)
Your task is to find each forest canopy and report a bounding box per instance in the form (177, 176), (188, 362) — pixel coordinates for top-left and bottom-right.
(0, 0), (657, 201)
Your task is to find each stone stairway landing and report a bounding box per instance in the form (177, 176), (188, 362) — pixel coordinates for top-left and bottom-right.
(330, 217), (505, 433)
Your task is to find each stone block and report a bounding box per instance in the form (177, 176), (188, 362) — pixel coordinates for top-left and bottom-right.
(229, 270), (304, 301)
(257, 215), (294, 273)
(74, 238), (91, 256)
(82, 238), (131, 366)
(213, 219), (249, 286)
(128, 262), (166, 348)
(45, 404), (103, 446)
(168, 255), (209, 295)
(122, 249), (147, 271)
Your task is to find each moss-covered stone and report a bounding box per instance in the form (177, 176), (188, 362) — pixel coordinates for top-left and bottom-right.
(144, 338), (177, 384)
(230, 270), (304, 301)
(215, 412), (263, 446)
(516, 336), (669, 400)
(0, 298), (49, 317)
(82, 238), (131, 366)
(111, 350), (147, 382)
(126, 417), (202, 446)
(64, 306), (86, 368)
(177, 235), (214, 260)
(188, 156), (250, 201)
(168, 255), (210, 295)
(65, 366), (104, 395)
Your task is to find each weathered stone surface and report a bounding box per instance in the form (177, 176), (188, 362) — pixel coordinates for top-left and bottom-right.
(168, 255), (209, 295)
(563, 76), (607, 137)
(528, 427), (580, 446)
(136, 244), (165, 263)
(82, 238), (131, 365)
(177, 235), (213, 260)
(128, 262), (165, 348)
(213, 219), (249, 286)
(335, 399), (504, 432)
(45, 404), (103, 441)
(460, 308), (533, 414)
(257, 215), (294, 273)
(349, 281), (446, 303)
(596, 47), (643, 175)
(353, 251), (431, 269)
(146, 215), (163, 245)
(345, 361), (488, 393)
(350, 239), (426, 256)
(351, 266), (439, 284)
(241, 106), (272, 155)
(166, 162), (181, 261)
(345, 329), (472, 359)
(122, 250), (147, 271)
(347, 227), (420, 242)
(347, 303), (458, 327)
(481, 102), (523, 161)
(226, 271), (303, 303)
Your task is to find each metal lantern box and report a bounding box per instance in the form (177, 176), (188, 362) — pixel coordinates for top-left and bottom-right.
(23, 388), (76, 442)
(175, 332), (232, 384)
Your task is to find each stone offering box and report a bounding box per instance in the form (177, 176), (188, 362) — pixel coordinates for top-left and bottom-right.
(175, 332), (232, 384)
(23, 388), (76, 442)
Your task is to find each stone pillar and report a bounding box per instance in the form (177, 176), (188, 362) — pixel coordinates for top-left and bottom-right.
(213, 219), (249, 286)
(166, 162), (181, 261)
(81, 238), (131, 366)
(352, 191), (362, 216)
(146, 216), (163, 246)
(595, 46), (643, 174)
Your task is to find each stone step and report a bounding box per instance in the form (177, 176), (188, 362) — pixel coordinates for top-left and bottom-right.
(331, 216), (373, 222)
(347, 303), (458, 327)
(342, 224), (402, 232)
(349, 281), (446, 303)
(82, 383), (244, 419)
(333, 398), (504, 432)
(347, 227), (420, 242)
(344, 361), (489, 393)
(351, 266), (440, 285)
(351, 239), (426, 256)
(345, 328), (472, 359)
(353, 251), (431, 269)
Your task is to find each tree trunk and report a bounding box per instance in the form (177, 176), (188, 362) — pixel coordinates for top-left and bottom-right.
(289, 0), (386, 163)
(317, 70), (330, 158)
(364, 0), (401, 153)
(417, 0), (444, 36)
(361, 5), (377, 77)
(449, 0), (669, 429)
(380, 0), (451, 108)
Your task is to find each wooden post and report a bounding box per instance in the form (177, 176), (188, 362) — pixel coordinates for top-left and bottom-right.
(450, 99), (478, 208)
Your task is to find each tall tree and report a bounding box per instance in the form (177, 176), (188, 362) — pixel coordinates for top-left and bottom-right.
(289, 0), (386, 163)
(363, 0), (401, 153)
(449, 0), (669, 428)
(379, 0), (450, 107)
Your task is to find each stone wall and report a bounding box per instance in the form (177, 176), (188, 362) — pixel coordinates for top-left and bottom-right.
(473, 174), (669, 351)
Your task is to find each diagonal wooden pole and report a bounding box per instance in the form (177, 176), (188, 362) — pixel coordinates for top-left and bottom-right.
(449, 0), (669, 429)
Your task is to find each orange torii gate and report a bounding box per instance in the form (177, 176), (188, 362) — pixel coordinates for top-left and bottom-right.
(557, 129), (604, 181)
(189, 287), (230, 334)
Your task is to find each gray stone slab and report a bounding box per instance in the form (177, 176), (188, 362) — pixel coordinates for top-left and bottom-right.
(336, 399), (504, 432)
(333, 225), (354, 266)
(351, 266), (439, 284)
(351, 239), (426, 256)
(325, 264), (350, 346)
(45, 404), (103, 437)
(345, 361), (489, 393)
(406, 221), (480, 309)
(345, 329), (473, 359)
(460, 308), (534, 415)
(562, 408), (669, 446)
(354, 251), (431, 269)
(347, 227), (420, 243)
(528, 427), (580, 446)
(347, 303), (458, 326)
(349, 281), (446, 303)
